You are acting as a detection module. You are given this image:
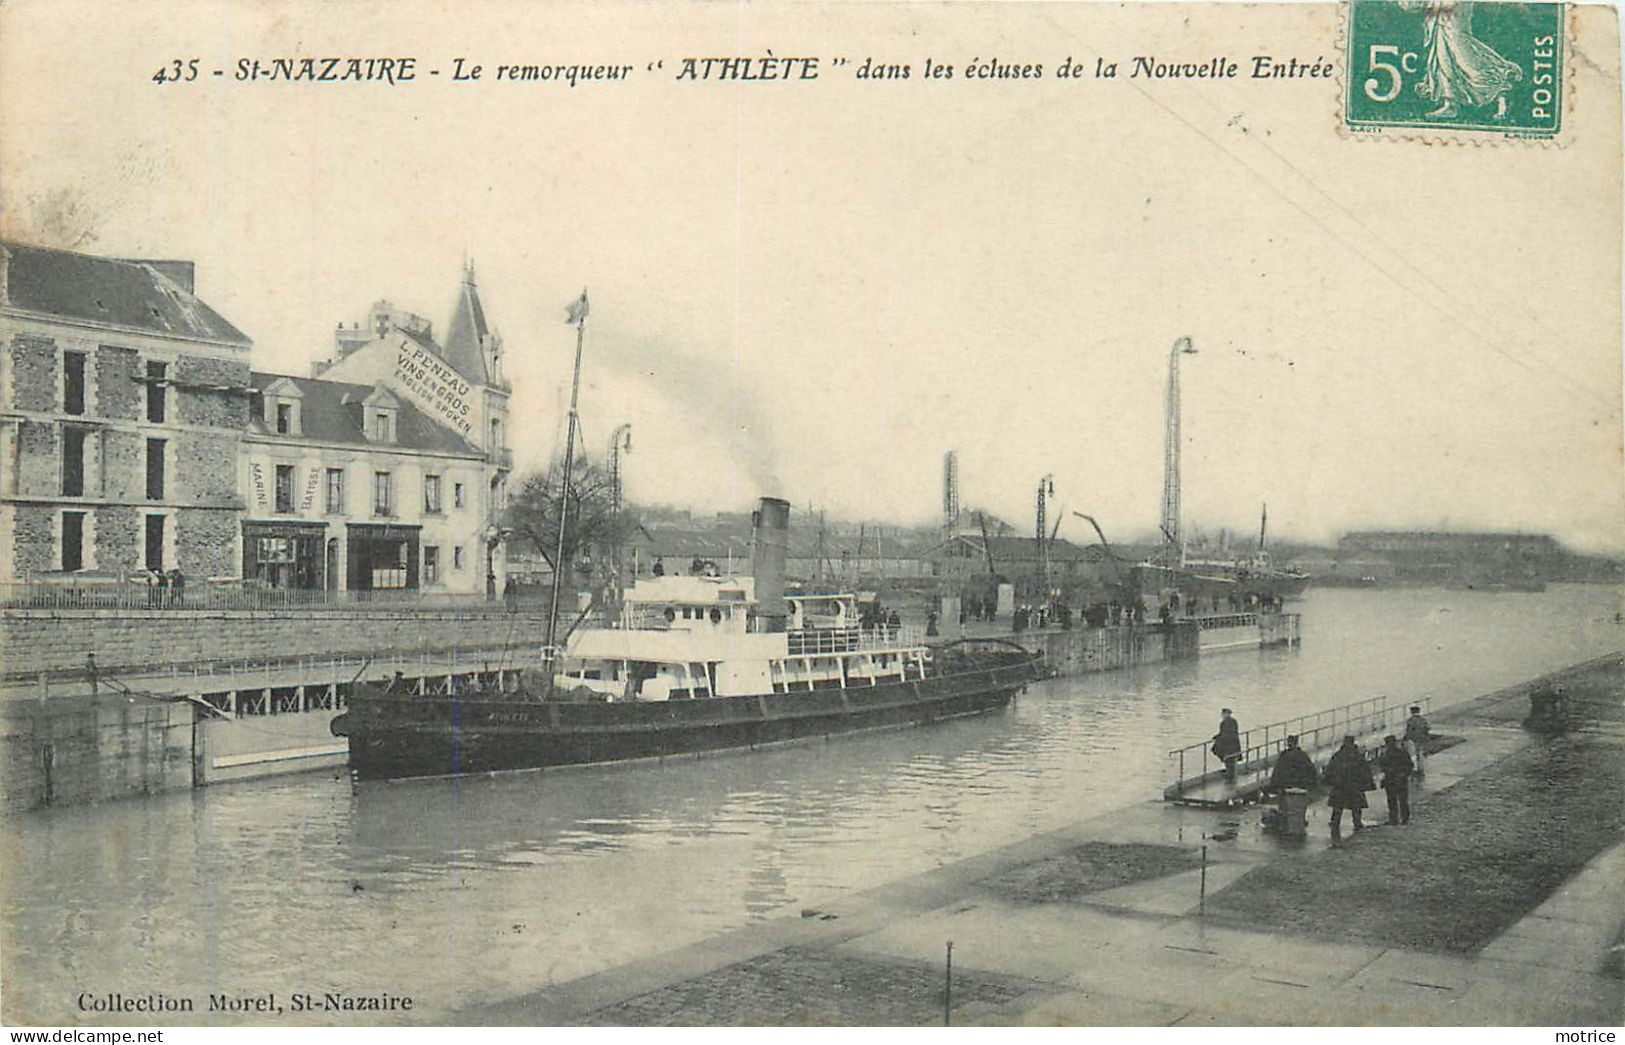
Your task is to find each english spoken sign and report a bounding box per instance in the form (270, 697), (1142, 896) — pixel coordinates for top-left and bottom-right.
(393, 343), (474, 437)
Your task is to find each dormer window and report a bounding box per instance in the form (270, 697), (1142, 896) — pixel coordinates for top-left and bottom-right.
(361, 386), (401, 445)
(260, 378), (304, 437)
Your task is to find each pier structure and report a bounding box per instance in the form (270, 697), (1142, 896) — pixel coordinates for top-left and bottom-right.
(1163, 693), (1431, 807)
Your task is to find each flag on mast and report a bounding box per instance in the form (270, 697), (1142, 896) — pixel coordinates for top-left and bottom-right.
(565, 289), (590, 326)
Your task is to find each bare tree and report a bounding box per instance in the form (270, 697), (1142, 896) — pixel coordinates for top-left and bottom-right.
(504, 458), (640, 580)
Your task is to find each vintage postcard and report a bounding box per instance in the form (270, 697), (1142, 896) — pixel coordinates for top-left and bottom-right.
(1, 0), (1621, 1032)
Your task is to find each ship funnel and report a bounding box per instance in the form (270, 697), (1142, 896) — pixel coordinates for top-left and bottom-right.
(750, 496), (791, 633)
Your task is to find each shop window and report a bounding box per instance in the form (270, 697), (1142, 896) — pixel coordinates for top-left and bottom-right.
(370, 541), (407, 589)
(274, 464), (294, 513)
(145, 361), (167, 423)
(325, 468), (344, 514)
(61, 511), (85, 572)
(424, 545), (440, 585)
(423, 474), (442, 514)
(453, 482), (465, 510)
(60, 426), (86, 497)
(146, 438), (166, 500)
(373, 471), (393, 516)
(63, 352), (86, 416)
(144, 514), (165, 571)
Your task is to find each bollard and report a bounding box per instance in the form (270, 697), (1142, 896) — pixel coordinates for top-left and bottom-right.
(943, 941), (953, 1026)
(1199, 844), (1208, 918)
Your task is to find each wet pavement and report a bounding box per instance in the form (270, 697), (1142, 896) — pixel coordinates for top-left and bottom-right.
(465, 657), (1625, 1026)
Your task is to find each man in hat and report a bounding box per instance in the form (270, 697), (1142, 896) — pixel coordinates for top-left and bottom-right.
(1212, 708), (1242, 783)
(1266, 734), (1318, 838)
(1323, 735), (1375, 841)
(1378, 734), (1415, 825)
(1404, 705), (1430, 777)
(1268, 734), (1318, 791)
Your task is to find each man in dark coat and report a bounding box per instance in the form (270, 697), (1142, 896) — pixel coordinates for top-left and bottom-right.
(1378, 734), (1415, 825)
(1267, 734), (1317, 791)
(1267, 734), (1318, 837)
(1212, 708), (1242, 783)
(1324, 735), (1375, 839)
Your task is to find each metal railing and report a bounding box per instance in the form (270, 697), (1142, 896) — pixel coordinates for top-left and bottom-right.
(22, 646), (557, 715)
(1166, 694), (1430, 796)
(789, 624), (925, 655)
(0, 578), (557, 613)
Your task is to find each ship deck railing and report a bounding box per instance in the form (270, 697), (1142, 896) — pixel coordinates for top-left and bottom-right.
(1164, 694), (1430, 805)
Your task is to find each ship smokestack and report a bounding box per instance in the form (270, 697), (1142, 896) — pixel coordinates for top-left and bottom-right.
(751, 496), (791, 633)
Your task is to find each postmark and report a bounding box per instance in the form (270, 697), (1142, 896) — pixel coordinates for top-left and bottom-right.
(1344, 0), (1565, 139)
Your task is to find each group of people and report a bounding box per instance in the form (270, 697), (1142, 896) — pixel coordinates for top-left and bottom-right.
(1012, 602), (1072, 632)
(859, 604), (902, 639)
(143, 567), (186, 608)
(1219, 704), (1433, 841)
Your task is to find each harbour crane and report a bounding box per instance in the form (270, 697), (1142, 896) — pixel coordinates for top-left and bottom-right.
(1161, 337), (1197, 569)
(1036, 475), (1055, 593)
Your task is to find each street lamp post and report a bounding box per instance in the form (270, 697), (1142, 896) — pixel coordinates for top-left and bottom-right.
(485, 522), (504, 601)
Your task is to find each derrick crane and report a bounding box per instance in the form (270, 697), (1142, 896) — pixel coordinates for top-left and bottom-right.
(1036, 474), (1055, 592)
(1160, 337), (1198, 568)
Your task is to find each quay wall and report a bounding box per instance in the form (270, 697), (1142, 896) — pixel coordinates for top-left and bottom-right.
(1, 695), (196, 815)
(1, 608), (551, 680)
(1016, 621), (1199, 676)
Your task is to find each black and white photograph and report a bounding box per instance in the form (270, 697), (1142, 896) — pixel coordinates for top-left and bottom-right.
(0, 0), (1621, 1031)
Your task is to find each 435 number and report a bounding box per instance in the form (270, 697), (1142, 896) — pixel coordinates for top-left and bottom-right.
(152, 59), (200, 84)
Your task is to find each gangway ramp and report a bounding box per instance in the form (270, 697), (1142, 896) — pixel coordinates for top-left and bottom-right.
(1164, 696), (1430, 807)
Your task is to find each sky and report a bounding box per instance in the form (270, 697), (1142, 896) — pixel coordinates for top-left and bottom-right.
(2, 0), (1621, 552)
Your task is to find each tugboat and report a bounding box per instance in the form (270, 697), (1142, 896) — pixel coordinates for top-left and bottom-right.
(333, 498), (1041, 781)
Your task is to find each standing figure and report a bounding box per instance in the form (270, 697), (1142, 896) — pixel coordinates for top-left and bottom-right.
(1402, 0), (1525, 119)
(1267, 734), (1318, 838)
(1378, 734), (1415, 825)
(1324, 736), (1376, 841)
(1404, 705), (1431, 778)
(1212, 708), (1242, 783)
(925, 610), (939, 637)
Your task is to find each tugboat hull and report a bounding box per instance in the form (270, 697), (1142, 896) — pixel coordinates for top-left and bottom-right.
(336, 652), (1039, 781)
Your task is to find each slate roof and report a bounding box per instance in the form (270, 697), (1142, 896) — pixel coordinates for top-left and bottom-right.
(440, 267), (493, 383)
(249, 372), (482, 456)
(0, 240), (250, 344)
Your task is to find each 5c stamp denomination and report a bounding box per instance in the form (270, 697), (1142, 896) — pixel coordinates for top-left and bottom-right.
(1345, 0), (1565, 138)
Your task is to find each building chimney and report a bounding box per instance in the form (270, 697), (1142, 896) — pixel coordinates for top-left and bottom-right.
(750, 496), (791, 633)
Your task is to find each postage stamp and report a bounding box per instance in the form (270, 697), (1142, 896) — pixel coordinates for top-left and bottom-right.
(1344, 0), (1566, 138)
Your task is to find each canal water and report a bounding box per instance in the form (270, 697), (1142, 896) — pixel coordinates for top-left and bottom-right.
(3, 585), (1620, 1023)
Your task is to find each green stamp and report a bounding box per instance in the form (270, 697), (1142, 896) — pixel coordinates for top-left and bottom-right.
(1345, 1), (1565, 136)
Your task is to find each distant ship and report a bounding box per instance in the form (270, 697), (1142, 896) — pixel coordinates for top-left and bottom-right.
(1159, 505), (1313, 602)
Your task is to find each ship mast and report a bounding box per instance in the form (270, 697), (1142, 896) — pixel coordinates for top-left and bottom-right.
(1160, 337), (1197, 569)
(546, 289), (590, 660)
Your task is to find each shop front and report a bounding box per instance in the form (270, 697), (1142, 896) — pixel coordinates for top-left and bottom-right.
(242, 521), (329, 590)
(346, 522), (421, 592)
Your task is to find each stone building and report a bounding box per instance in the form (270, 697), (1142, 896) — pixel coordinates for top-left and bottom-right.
(242, 262), (514, 595)
(241, 372), (490, 594)
(0, 241), (252, 582)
